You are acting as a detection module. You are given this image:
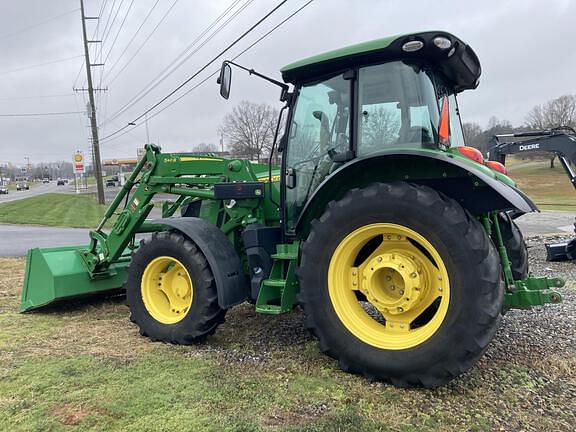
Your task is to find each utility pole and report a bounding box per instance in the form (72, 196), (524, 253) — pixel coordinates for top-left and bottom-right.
(80, 0), (105, 204)
(24, 156), (30, 180)
(145, 113), (150, 144)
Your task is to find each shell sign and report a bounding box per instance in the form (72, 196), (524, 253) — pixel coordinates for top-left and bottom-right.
(73, 151), (85, 174)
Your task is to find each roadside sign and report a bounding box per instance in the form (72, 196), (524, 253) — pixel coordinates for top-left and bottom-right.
(73, 151), (86, 174)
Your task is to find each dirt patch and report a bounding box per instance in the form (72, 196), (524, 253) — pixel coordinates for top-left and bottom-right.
(52, 402), (92, 426)
(262, 404), (329, 427)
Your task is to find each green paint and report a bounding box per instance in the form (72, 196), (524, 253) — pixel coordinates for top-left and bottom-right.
(281, 34), (401, 73)
(504, 276), (564, 309)
(20, 246), (129, 312)
(485, 211), (564, 309)
(256, 242), (299, 314)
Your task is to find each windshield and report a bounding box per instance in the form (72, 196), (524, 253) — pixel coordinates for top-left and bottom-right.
(357, 61), (440, 156)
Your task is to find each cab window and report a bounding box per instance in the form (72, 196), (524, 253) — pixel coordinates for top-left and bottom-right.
(357, 61), (440, 156)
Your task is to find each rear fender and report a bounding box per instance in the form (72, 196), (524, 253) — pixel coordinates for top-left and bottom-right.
(295, 149), (538, 236)
(154, 217), (248, 308)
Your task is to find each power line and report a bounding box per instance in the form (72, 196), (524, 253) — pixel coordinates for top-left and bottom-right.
(100, 0), (289, 142)
(0, 111), (84, 117)
(102, 0), (162, 79)
(98, 0), (123, 55)
(98, 0), (136, 94)
(100, 0), (136, 65)
(0, 93), (76, 101)
(0, 55), (83, 76)
(102, 0), (314, 145)
(0, 8), (79, 41)
(105, 0), (181, 86)
(103, 0), (249, 125)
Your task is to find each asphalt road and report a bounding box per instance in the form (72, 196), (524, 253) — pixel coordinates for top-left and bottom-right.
(0, 224), (91, 257)
(0, 182), (64, 204)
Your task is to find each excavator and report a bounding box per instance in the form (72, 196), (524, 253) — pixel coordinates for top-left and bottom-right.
(489, 127), (576, 260)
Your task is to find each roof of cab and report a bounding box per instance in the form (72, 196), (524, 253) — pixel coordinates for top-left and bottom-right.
(280, 31), (481, 92)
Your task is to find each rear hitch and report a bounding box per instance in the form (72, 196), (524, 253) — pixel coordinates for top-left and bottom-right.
(504, 276), (564, 309)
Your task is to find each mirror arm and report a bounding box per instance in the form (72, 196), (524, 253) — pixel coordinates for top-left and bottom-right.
(223, 60), (290, 101)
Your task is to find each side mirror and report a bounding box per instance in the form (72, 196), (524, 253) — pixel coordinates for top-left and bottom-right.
(218, 62), (232, 100)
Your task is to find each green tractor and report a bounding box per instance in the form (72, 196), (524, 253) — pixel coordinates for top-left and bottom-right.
(22, 31), (564, 387)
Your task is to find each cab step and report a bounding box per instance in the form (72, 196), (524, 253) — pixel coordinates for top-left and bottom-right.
(255, 242), (299, 314)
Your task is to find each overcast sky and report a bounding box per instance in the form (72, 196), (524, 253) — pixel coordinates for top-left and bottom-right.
(0, 0), (575, 165)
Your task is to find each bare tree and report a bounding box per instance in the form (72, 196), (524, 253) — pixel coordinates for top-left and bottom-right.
(462, 122), (484, 152)
(525, 94), (576, 167)
(526, 94), (576, 130)
(219, 101), (279, 162)
(191, 142), (218, 153)
(361, 106), (399, 149)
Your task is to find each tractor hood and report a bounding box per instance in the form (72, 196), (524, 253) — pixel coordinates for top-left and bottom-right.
(281, 31), (481, 92)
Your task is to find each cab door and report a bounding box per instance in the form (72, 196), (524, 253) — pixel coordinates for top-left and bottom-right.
(282, 73), (352, 233)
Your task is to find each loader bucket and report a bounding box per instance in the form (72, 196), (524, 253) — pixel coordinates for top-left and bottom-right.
(20, 246), (130, 312)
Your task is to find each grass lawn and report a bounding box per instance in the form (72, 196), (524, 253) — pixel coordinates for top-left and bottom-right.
(0, 194), (108, 228)
(507, 157), (576, 211)
(0, 257), (574, 431)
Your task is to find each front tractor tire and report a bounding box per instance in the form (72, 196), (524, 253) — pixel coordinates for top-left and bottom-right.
(299, 182), (503, 388)
(126, 231), (225, 344)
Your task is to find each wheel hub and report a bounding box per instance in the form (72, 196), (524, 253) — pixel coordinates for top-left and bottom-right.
(141, 256), (194, 324)
(360, 252), (424, 315)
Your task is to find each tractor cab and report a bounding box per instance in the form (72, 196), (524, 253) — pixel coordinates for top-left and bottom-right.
(220, 32), (483, 232)
(278, 31), (480, 230)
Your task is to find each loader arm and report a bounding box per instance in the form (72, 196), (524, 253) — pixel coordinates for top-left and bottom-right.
(21, 143), (280, 311)
(81, 144), (273, 275)
(489, 130), (576, 189)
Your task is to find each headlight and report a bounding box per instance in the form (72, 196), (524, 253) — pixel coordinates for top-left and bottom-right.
(433, 36), (452, 50)
(402, 40), (424, 52)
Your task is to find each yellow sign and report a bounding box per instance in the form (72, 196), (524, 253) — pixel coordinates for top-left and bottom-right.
(74, 153), (83, 162)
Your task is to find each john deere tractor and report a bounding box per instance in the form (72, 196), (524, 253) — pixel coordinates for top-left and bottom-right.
(21, 31), (564, 387)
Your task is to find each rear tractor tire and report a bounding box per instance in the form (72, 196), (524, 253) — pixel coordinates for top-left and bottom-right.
(299, 182), (503, 388)
(125, 231), (225, 344)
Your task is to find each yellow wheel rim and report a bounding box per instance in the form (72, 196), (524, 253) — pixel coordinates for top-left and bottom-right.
(141, 256), (193, 324)
(328, 223), (450, 350)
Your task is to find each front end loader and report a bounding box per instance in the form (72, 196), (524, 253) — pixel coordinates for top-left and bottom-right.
(22, 31), (565, 388)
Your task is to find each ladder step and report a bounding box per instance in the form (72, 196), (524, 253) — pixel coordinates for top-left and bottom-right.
(255, 304), (283, 314)
(262, 278), (286, 288)
(271, 253), (297, 260)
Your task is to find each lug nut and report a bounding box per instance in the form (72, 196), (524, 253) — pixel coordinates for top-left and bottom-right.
(386, 276), (392, 281)
(397, 307), (404, 312)
(410, 272), (417, 278)
(399, 289), (405, 295)
(377, 256), (383, 262)
(390, 285), (395, 291)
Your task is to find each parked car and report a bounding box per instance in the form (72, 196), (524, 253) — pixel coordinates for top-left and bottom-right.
(105, 179), (116, 187)
(57, 179), (65, 186)
(16, 182), (29, 191)
(0, 185), (8, 194)
(42, 178), (50, 184)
